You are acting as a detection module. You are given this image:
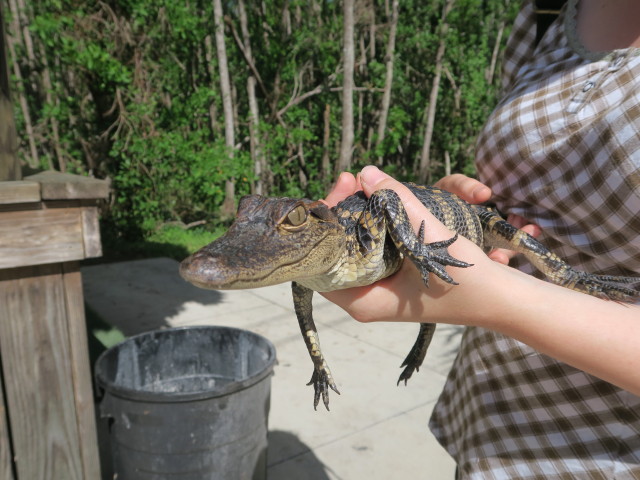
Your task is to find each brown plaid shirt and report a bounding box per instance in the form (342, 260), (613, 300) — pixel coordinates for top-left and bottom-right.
(429, 1), (640, 478)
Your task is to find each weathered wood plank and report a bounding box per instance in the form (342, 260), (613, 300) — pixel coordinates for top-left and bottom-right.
(0, 207), (85, 269)
(23, 171), (109, 200)
(81, 206), (102, 258)
(61, 263), (102, 480)
(0, 365), (15, 480)
(0, 180), (40, 204)
(0, 264), (84, 480)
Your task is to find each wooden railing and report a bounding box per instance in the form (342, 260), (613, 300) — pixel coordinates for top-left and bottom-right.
(0, 172), (108, 479)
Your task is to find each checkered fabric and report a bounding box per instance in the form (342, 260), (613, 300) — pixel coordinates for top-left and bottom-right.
(429, 0), (640, 478)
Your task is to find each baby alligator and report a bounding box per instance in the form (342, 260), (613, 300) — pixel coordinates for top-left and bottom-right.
(179, 183), (640, 410)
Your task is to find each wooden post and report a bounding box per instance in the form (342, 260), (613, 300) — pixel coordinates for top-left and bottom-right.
(0, 171), (108, 479)
(0, 2), (20, 182)
(0, 361), (14, 480)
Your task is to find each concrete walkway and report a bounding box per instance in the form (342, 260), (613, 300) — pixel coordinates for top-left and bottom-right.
(83, 257), (460, 479)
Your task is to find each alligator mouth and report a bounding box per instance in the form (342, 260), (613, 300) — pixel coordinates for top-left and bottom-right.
(179, 250), (319, 290)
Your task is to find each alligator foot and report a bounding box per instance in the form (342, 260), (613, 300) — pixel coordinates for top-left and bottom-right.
(362, 189), (473, 287)
(307, 368), (340, 411)
(397, 322), (436, 386)
(567, 271), (640, 302)
(411, 225), (473, 286)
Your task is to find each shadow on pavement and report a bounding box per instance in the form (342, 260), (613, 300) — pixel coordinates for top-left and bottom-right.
(82, 257), (223, 336)
(268, 430), (332, 480)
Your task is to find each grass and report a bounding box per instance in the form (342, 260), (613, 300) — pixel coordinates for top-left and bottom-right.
(98, 224), (226, 263)
(146, 225), (225, 258)
(85, 304), (126, 369)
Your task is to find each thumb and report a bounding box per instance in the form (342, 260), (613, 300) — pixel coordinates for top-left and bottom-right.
(358, 165), (393, 194)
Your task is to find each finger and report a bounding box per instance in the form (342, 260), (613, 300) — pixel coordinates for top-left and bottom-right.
(507, 214), (542, 238)
(322, 172), (358, 207)
(434, 173), (492, 204)
(487, 249), (511, 265)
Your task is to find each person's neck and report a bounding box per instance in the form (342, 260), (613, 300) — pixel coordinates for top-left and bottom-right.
(576, 0), (640, 52)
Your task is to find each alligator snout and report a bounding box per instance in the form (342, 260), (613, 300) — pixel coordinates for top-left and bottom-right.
(179, 249), (229, 290)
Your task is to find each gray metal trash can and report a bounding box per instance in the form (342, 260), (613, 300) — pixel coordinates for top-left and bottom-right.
(95, 326), (276, 480)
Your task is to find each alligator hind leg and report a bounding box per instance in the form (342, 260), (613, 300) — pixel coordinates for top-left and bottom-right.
(476, 208), (640, 302)
(292, 282), (340, 410)
(398, 322), (437, 385)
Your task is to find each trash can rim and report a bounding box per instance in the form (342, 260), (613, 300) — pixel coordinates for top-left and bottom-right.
(94, 325), (276, 403)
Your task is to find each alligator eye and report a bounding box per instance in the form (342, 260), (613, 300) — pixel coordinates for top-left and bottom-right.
(286, 205), (308, 226)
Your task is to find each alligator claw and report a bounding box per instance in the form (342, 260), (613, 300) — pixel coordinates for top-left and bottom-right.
(397, 362), (419, 386)
(308, 369), (340, 411)
(412, 233), (473, 286)
(569, 271), (640, 302)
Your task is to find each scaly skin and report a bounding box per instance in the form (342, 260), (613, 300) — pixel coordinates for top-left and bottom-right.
(180, 183), (640, 410)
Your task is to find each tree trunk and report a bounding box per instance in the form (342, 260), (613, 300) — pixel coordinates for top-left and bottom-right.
(204, 34), (220, 137)
(37, 39), (64, 172)
(282, 2), (291, 36)
(486, 19), (506, 85)
(297, 121), (308, 189)
(0, 1), (20, 180)
(444, 150), (451, 177)
(10, 0), (36, 91)
(418, 0), (455, 184)
(368, 5), (376, 61)
(375, 0), (399, 165)
(213, 0), (236, 217)
(6, 0), (38, 168)
(321, 103), (331, 184)
(336, 0), (355, 174)
(238, 0), (267, 195)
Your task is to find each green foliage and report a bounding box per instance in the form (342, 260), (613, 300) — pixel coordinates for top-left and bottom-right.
(111, 131), (252, 233)
(85, 304), (125, 368)
(148, 225), (224, 255)
(6, 0), (518, 249)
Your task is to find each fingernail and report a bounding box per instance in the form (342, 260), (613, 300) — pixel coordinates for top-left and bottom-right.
(360, 165), (390, 188)
(472, 186), (490, 202)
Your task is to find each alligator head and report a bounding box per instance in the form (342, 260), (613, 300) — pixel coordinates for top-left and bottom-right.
(180, 195), (346, 290)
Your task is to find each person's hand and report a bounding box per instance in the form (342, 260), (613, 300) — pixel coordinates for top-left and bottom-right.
(324, 171), (542, 266)
(320, 166), (515, 326)
(321, 169), (640, 395)
(434, 174), (542, 265)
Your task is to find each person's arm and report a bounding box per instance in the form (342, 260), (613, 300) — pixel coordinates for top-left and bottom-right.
(322, 166), (640, 395)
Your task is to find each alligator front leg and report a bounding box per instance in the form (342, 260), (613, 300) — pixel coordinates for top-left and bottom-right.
(292, 281), (340, 410)
(359, 189), (473, 287)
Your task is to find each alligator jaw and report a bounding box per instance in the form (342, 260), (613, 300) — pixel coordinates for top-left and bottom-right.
(179, 247), (315, 290)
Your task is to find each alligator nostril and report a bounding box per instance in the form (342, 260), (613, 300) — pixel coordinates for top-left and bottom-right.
(178, 255), (195, 281)
(179, 252), (207, 281)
